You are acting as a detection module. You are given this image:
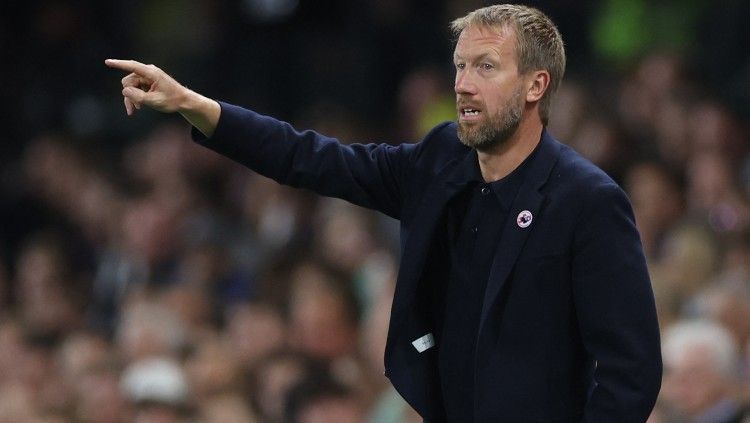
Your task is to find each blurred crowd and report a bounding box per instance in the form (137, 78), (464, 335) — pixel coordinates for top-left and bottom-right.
(1, 1), (750, 422)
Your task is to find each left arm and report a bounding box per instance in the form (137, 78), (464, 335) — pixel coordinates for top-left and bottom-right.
(572, 183), (662, 422)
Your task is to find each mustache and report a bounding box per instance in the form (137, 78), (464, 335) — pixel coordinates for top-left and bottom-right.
(456, 97), (483, 108)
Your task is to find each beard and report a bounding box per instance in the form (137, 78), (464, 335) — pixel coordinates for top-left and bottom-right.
(457, 87), (523, 152)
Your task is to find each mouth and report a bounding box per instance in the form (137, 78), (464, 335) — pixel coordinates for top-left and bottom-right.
(459, 106), (482, 121)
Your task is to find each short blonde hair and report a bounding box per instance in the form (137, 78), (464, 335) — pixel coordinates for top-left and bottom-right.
(451, 4), (566, 125)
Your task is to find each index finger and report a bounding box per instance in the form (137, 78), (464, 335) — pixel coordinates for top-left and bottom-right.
(105, 59), (158, 79)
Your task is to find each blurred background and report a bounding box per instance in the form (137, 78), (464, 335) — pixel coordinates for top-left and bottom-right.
(1, 0), (749, 422)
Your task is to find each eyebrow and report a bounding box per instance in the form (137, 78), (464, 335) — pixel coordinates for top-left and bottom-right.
(453, 52), (496, 63)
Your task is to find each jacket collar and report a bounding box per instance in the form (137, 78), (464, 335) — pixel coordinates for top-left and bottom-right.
(443, 129), (560, 191)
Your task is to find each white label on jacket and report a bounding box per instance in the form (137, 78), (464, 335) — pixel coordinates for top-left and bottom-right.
(412, 333), (435, 353)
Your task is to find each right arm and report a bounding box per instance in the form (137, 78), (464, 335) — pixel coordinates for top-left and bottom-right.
(194, 102), (418, 218)
(105, 59), (420, 218)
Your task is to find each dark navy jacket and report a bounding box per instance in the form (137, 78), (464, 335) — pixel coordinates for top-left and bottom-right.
(194, 102), (662, 422)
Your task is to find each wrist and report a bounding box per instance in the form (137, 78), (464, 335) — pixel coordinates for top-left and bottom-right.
(178, 88), (203, 114)
(179, 90), (220, 138)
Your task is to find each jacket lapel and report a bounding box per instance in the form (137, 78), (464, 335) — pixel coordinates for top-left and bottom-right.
(385, 148), (477, 419)
(389, 149), (478, 327)
(477, 132), (561, 336)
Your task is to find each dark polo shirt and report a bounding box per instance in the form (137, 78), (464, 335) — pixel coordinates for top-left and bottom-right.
(438, 148), (535, 421)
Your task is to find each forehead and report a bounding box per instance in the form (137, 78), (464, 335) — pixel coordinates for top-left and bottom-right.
(454, 24), (517, 59)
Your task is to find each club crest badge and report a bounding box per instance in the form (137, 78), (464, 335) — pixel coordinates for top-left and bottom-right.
(516, 210), (533, 228)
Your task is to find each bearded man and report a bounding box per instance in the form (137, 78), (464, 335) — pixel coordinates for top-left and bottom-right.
(107, 4), (661, 421)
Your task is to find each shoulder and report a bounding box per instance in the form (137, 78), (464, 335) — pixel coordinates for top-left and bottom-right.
(549, 137), (623, 198)
(410, 121), (471, 172)
(557, 142), (616, 188)
(543, 135), (632, 222)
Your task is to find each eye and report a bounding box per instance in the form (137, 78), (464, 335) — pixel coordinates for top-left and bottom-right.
(455, 62), (465, 70)
(480, 63), (494, 71)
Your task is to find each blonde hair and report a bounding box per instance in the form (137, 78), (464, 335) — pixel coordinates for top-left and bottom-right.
(451, 4), (566, 125)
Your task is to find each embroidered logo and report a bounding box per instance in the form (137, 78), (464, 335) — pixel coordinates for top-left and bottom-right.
(517, 210), (533, 228)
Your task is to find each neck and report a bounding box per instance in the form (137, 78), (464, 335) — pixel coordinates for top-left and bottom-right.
(476, 117), (543, 182)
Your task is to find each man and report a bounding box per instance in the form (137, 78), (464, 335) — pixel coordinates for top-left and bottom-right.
(661, 320), (746, 423)
(106, 4), (662, 421)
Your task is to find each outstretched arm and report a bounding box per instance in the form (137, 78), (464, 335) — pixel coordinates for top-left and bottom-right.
(104, 59), (220, 137)
(105, 58), (433, 219)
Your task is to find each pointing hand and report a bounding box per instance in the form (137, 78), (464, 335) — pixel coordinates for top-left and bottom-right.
(105, 59), (189, 116)
(105, 58), (220, 137)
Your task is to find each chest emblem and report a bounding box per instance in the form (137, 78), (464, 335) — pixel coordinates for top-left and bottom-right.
(516, 210), (533, 228)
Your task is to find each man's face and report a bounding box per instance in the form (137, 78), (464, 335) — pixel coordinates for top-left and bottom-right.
(453, 24), (525, 151)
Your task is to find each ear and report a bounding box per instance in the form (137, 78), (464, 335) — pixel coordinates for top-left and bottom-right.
(526, 70), (550, 103)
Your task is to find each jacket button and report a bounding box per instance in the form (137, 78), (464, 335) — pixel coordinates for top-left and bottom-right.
(480, 186), (490, 195)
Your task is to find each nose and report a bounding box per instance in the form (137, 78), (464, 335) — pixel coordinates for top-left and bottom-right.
(454, 69), (477, 96)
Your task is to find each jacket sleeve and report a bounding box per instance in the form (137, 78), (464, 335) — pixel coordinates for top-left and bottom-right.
(571, 182), (662, 422)
(192, 101), (425, 219)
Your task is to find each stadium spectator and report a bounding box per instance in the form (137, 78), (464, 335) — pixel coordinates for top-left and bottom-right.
(661, 320), (747, 422)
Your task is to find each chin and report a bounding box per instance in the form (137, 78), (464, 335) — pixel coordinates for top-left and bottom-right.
(458, 124), (504, 151)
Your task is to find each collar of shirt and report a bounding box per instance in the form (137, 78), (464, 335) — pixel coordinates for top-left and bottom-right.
(459, 142), (541, 211)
